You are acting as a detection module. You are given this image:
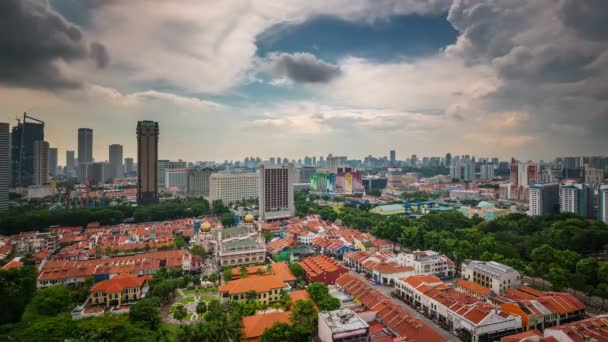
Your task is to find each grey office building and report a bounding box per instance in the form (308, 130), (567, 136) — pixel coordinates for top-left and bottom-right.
(187, 168), (216, 197)
(529, 183), (559, 216)
(33, 140), (49, 186)
(11, 114), (44, 187)
(109, 144), (124, 179)
(48, 147), (58, 177)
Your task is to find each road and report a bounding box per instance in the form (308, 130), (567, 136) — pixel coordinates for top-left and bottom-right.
(347, 270), (460, 341)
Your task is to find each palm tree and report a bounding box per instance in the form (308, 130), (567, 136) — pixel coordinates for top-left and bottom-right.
(214, 315), (243, 342)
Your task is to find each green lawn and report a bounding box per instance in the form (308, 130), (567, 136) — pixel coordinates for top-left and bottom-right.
(197, 295), (215, 302)
(159, 323), (180, 338)
(182, 287), (217, 296)
(185, 312), (193, 321)
(179, 297), (195, 305)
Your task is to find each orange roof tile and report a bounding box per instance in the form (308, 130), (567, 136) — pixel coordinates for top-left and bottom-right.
(219, 275), (285, 295)
(242, 312), (291, 339)
(456, 279), (492, 296)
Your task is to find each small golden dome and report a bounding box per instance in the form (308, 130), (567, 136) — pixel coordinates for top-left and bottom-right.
(244, 214), (254, 223)
(201, 221), (212, 232)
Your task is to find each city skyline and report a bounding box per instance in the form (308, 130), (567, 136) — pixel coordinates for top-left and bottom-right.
(1, 0), (607, 164)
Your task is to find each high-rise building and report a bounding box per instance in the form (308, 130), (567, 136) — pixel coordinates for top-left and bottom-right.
(48, 147), (58, 177)
(410, 154), (417, 166)
(165, 168), (188, 191)
(11, 113), (44, 187)
(109, 144), (124, 180)
(480, 164), (495, 180)
(560, 183), (594, 218)
(157, 160), (187, 188)
(389, 150), (396, 164)
(186, 168), (216, 197)
(258, 163), (294, 221)
(326, 154), (339, 174)
(298, 166), (316, 183)
(583, 165), (603, 186)
(77, 128), (93, 164)
(90, 162), (106, 185)
(0, 123), (9, 212)
(65, 150), (75, 177)
(209, 172), (258, 204)
(33, 140), (49, 186)
(599, 185), (608, 224)
(137, 121), (159, 205)
(445, 153), (452, 167)
(529, 183), (559, 216)
(125, 157), (134, 175)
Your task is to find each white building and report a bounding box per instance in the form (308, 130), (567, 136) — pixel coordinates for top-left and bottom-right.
(461, 260), (521, 295)
(157, 160), (187, 188)
(0, 123), (8, 213)
(600, 185), (608, 224)
(480, 164), (495, 181)
(165, 168), (188, 191)
(208, 173), (258, 205)
(258, 164), (294, 221)
(397, 250), (455, 279)
(529, 183), (559, 216)
(449, 190), (481, 201)
(318, 309), (369, 342)
(560, 183), (595, 219)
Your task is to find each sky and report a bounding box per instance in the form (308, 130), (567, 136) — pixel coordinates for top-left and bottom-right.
(1, 0), (607, 165)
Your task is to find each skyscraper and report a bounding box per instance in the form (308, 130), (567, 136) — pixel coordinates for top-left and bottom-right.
(125, 157), (134, 176)
(48, 147), (58, 177)
(529, 183), (559, 216)
(445, 153), (452, 167)
(66, 150), (75, 177)
(109, 144), (124, 180)
(78, 128), (93, 164)
(480, 164), (495, 180)
(258, 163), (294, 221)
(157, 160), (187, 187)
(137, 121), (159, 205)
(10, 113), (44, 187)
(389, 150), (396, 164)
(33, 140), (49, 186)
(599, 185), (608, 224)
(560, 183), (594, 218)
(0, 123), (9, 212)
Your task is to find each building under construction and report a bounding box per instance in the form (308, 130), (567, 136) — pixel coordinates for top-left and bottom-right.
(11, 113), (44, 188)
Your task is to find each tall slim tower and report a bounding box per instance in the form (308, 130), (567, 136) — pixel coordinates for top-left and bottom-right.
(33, 140), (49, 186)
(599, 185), (608, 224)
(125, 158), (134, 175)
(0, 123), (9, 212)
(78, 128), (93, 164)
(389, 150), (396, 164)
(10, 113), (44, 187)
(66, 150), (75, 177)
(137, 121), (159, 205)
(109, 144), (124, 180)
(48, 147), (58, 177)
(258, 163), (294, 221)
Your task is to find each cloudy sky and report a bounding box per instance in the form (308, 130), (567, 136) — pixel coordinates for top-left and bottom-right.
(1, 0), (606, 164)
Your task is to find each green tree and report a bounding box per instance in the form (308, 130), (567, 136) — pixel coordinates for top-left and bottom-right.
(291, 300), (317, 336)
(190, 245), (205, 257)
(260, 322), (306, 342)
(174, 304), (188, 324)
(27, 285), (72, 317)
(174, 236), (186, 249)
(245, 290), (258, 302)
(576, 257), (599, 286)
(263, 230), (275, 242)
(196, 301), (207, 315)
(547, 267), (569, 291)
(129, 297), (161, 329)
(220, 212), (234, 227)
(240, 265), (249, 278)
(289, 263), (306, 279)
(0, 266), (37, 324)
(223, 268), (234, 283)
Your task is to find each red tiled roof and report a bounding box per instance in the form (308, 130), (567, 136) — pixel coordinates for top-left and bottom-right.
(1, 259), (24, 270)
(456, 279), (492, 296)
(242, 312), (291, 340)
(219, 275), (285, 295)
(90, 273), (149, 294)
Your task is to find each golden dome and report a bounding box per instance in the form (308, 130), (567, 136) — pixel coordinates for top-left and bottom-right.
(244, 214), (254, 223)
(201, 221), (212, 232)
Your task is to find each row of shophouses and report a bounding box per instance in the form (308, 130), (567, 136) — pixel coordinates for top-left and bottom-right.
(341, 249), (587, 342)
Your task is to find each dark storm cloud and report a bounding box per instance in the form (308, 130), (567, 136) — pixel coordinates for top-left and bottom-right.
(0, 0), (109, 89)
(559, 0), (608, 42)
(264, 52), (342, 83)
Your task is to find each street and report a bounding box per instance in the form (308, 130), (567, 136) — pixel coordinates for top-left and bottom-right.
(347, 270), (460, 342)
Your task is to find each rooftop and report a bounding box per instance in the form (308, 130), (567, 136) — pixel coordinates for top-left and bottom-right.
(242, 312), (291, 340)
(219, 275), (286, 295)
(319, 308), (368, 334)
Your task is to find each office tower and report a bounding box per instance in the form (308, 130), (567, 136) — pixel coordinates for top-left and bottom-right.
(125, 157), (134, 175)
(78, 128), (93, 164)
(0, 123), (9, 212)
(66, 150), (75, 176)
(90, 162), (105, 185)
(165, 168), (188, 191)
(258, 163), (294, 221)
(209, 173), (258, 204)
(299, 166), (316, 183)
(599, 185), (608, 224)
(449, 161), (462, 180)
(326, 154), (339, 174)
(109, 144), (124, 180)
(410, 154), (417, 166)
(10, 113), (44, 187)
(137, 121), (159, 205)
(157, 160), (187, 187)
(463, 160), (475, 181)
(187, 168), (216, 197)
(560, 183), (594, 218)
(48, 147), (58, 177)
(390, 150), (396, 164)
(313, 156), (317, 166)
(32, 140), (49, 186)
(480, 164), (495, 180)
(445, 153), (452, 167)
(269, 157), (276, 165)
(529, 183), (559, 216)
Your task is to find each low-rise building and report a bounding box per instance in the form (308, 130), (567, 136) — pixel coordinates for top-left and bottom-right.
(214, 225), (266, 267)
(397, 250), (455, 279)
(299, 255), (348, 285)
(501, 315), (608, 342)
(318, 309), (370, 342)
(90, 273), (151, 307)
(11, 231), (58, 255)
(462, 260), (521, 295)
(219, 275), (286, 304)
(455, 279), (492, 301)
(242, 311), (291, 341)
